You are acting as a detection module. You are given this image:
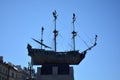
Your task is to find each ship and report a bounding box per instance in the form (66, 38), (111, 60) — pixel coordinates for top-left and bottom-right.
(27, 11), (97, 65)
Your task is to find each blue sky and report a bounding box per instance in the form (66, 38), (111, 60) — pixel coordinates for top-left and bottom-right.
(0, 0), (120, 80)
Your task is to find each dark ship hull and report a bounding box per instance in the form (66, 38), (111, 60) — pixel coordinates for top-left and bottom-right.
(27, 44), (86, 65)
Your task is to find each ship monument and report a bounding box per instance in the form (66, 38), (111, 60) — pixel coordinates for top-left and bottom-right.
(27, 11), (97, 80)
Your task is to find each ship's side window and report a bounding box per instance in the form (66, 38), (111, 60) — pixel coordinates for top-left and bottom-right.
(41, 65), (52, 75)
(58, 65), (69, 75)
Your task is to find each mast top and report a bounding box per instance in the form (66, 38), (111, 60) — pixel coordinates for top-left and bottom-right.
(53, 10), (57, 20)
(72, 13), (76, 24)
(41, 27), (44, 49)
(41, 27), (44, 32)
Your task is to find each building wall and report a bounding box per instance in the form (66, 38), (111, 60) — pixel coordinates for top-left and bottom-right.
(37, 66), (74, 80)
(0, 62), (8, 80)
(8, 67), (18, 80)
(0, 56), (33, 80)
(14, 66), (31, 80)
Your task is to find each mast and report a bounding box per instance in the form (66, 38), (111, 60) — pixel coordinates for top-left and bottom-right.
(72, 13), (77, 51)
(53, 10), (58, 52)
(41, 27), (44, 49)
